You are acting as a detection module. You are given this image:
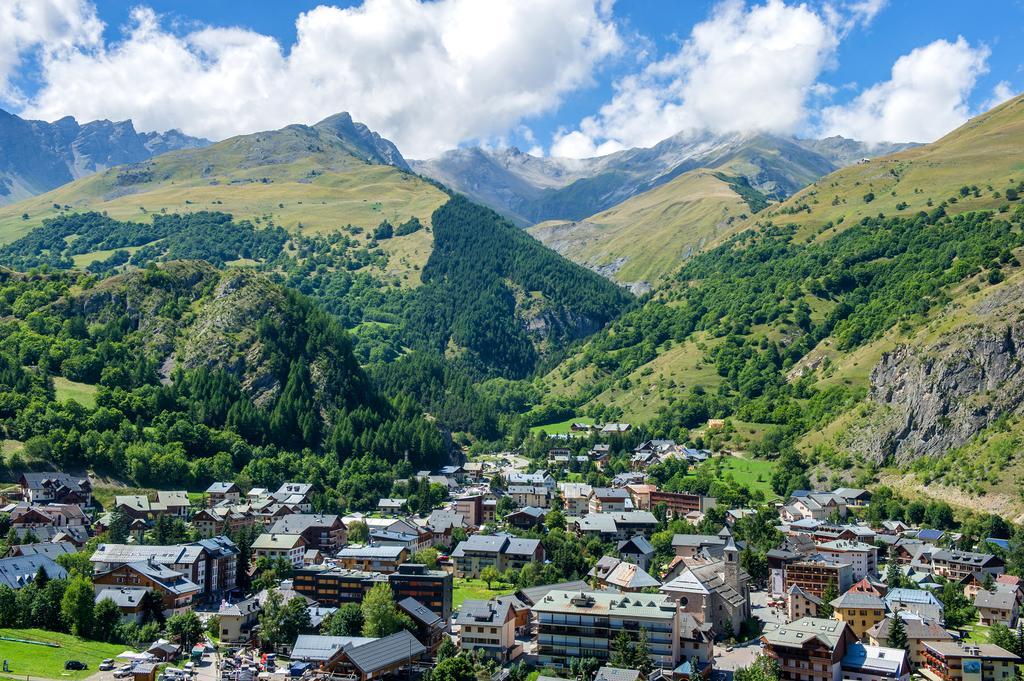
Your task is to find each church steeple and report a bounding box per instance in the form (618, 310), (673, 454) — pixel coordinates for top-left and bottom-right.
(722, 526), (740, 589)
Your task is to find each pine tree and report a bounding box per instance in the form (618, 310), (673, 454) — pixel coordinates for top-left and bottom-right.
(888, 612), (908, 650)
(819, 579), (838, 618)
(610, 628), (633, 668)
(633, 627), (652, 675)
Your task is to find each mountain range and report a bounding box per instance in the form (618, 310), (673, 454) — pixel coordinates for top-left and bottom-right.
(0, 108), (210, 206)
(411, 131), (914, 226)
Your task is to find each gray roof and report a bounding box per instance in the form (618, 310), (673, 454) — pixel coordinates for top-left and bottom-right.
(454, 599), (512, 626)
(336, 545), (406, 560)
(345, 630), (425, 674)
(451, 534), (541, 557)
(96, 587), (149, 607)
(672, 534), (726, 548)
(206, 482), (239, 494)
(291, 635), (374, 662)
(91, 543), (205, 565)
(830, 592), (885, 609)
(397, 597), (442, 627)
(269, 514), (341, 534)
(762, 617), (848, 649)
(841, 643), (905, 675)
(595, 668), (641, 681)
(9, 542), (77, 559)
(975, 589), (1017, 609)
(0, 555), (68, 589)
(516, 580), (591, 606)
(885, 588), (942, 607)
(618, 535), (654, 556)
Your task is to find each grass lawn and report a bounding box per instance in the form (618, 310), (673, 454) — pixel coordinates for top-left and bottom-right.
(963, 623), (992, 643)
(452, 578), (515, 609)
(0, 628), (127, 680)
(53, 377), (98, 408)
(529, 417), (592, 436)
(691, 455), (778, 498)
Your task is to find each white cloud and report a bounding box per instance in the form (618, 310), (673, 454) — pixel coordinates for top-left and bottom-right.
(20, 0), (621, 158)
(0, 0), (103, 106)
(843, 0), (887, 29)
(820, 37), (989, 143)
(551, 0), (840, 158)
(982, 80), (1017, 111)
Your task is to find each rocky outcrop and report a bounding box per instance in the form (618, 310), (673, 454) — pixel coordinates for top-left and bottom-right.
(850, 306), (1024, 465)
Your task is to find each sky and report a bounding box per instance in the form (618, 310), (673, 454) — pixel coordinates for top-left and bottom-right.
(1, 0), (1022, 159)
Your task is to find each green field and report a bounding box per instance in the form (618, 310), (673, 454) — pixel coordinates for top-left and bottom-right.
(0, 628), (127, 680)
(695, 455), (777, 498)
(529, 417), (593, 436)
(53, 377), (98, 408)
(452, 578), (515, 609)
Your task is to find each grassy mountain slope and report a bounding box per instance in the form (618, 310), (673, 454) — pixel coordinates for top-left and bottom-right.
(0, 115), (449, 282)
(764, 94), (1024, 238)
(528, 169), (757, 288)
(523, 96), (1024, 475)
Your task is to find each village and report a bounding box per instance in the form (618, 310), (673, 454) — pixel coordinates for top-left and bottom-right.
(0, 433), (1021, 681)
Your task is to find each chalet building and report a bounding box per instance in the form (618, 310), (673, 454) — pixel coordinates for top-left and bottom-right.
(589, 487), (632, 513)
(18, 473), (92, 506)
(931, 549), (1005, 581)
(787, 584), (822, 620)
(94, 587), (149, 622)
(507, 470), (556, 491)
(205, 482), (241, 506)
(507, 485), (551, 509)
(295, 630), (425, 681)
(760, 618), (858, 681)
(92, 543), (207, 593)
(398, 597), (445, 652)
(884, 588), (945, 623)
(505, 506), (547, 530)
(781, 492), (847, 522)
(588, 556), (660, 592)
(451, 535), (544, 578)
(114, 491), (190, 521)
(557, 483), (593, 515)
(0, 554), (67, 589)
(617, 535), (655, 570)
(268, 514), (347, 553)
(868, 615), (954, 670)
(93, 560), (200, 616)
(270, 483), (314, 512)
(217, 595), (261, 645)
(192, 506), (255, 538)
(572, 511), (659, 542)
(975, 589), (1019, 627)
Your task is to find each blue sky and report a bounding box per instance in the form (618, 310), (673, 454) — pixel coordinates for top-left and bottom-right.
(2, 0), (1022, 158)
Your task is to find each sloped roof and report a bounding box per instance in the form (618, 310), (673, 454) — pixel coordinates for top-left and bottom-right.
(344, 630), (425, 674)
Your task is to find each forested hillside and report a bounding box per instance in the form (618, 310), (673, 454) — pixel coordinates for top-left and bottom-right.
(0, 262), (449, 507)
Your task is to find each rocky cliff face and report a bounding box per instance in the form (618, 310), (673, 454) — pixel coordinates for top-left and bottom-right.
(846, 282), (1024, 464)
(0, 108), (209, 204)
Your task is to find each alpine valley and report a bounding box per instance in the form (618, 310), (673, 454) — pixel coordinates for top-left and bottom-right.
(1, 91), (1024, 522)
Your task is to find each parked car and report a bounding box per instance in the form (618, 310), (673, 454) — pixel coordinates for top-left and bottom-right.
(100, 659), (116, 671)
(65, 661), (88, 671)
(114, 666), (135, 678)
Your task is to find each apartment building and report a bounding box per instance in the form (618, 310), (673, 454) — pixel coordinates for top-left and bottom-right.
(921, 642), (1020, 681)
(451, 535), (544, 578)
(572, 512), (659, 542)
(815, 540), (878, 581)
(931, 550), (1005, 581)
(760, 618), (857, 681)
(589, 488), (632, 513)
(217, 596), (260, 645)
(533, 590), (680, 670)
(93, 560), (200, 616)
(507, 486), (551, 509)
(557, 483), (593, 515)
(783, 556), (854, 598)
(292, 563), (453, 619)
(829, 592), (886, 640)
(268, 514), (347, 553)
(454, 599), (518, 662)
(252, 533), (306, 568)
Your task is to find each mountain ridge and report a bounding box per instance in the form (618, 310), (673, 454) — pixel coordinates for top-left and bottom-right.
(412, 130), (914, 226)
(0, 108), (210, 205)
